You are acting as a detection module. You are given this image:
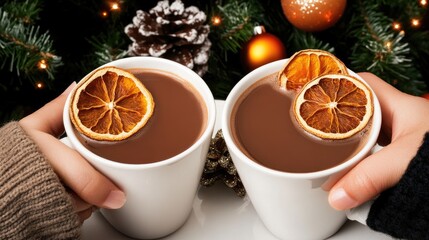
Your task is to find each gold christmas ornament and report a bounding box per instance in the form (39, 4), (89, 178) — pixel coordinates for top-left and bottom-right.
(281, 0), (347, 32)
(241, 26), (286, 72)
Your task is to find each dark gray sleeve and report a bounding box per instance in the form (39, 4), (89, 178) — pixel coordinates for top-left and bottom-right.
(367, 132), (429, 240)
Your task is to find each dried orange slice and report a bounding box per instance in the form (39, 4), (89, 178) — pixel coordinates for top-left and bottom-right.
(293, 74), (373, 140)
(70, 66), (154, 141)
(278, 49), (348, 91)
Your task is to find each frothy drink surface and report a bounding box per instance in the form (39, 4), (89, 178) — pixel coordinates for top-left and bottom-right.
(81, 69), (207, 164)
(231, 73), (366, 173)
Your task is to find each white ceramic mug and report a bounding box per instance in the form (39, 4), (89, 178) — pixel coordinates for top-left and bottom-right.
(62, 57), (216, 239)
(221, 59), (382, 240)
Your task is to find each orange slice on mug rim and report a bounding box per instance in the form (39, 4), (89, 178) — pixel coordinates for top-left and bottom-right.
(69, 66), (154, 141)
(293, 74), (373, 140)
(278, 49), (348, 91)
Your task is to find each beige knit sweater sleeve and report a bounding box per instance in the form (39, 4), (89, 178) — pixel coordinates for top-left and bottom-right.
(0, 122), (81, 239)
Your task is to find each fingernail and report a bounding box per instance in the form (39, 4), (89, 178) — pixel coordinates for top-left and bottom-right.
(103, 190), (126, 209)
(61, 82), (76, 96)
(329, 188), (358, 210)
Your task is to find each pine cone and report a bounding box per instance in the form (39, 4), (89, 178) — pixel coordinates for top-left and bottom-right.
(125, 0), (211, 76)
(200, 129), (246, 198)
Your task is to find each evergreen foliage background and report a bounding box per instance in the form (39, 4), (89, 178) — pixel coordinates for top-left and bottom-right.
(1, 0), (428, 123)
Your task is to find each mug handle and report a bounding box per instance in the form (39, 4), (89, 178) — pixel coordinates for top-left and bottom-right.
(60, 137), (73, 148)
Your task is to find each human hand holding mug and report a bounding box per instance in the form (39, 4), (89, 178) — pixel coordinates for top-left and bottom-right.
(19, 82), (126, 223)
(62, 57), (216, 239)
(329, 72), (429, 210)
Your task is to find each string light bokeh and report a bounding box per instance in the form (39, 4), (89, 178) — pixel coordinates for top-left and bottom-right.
(35, 81), (44, 89)
(391, 1), (427, 32)
(37, 59), (47, 70)
(100, 1), (121, 18)
(211, 16), (222, 26)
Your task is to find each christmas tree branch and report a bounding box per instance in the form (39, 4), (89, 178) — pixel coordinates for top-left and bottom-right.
(0, 2), (61, 85)
(2, 0), (41, 24)
(287, 29), (334, 53)
(210, 0), (265, 54)
(87, 31), (128, 66)
(347, 0), (426, 95)
(202, 0), (268, 99)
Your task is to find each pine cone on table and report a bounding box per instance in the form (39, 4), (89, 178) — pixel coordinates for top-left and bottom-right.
(200, 129), (246, 198)
(125, 0), (211, 76)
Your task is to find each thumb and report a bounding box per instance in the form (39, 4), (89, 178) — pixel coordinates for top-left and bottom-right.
(328, 136), (413, 210)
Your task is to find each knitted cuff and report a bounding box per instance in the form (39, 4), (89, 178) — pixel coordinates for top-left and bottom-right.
(0, 122), (81, 239)
(367, 132), (429, 240)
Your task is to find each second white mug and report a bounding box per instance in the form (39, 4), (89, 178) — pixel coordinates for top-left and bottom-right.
(221, 59), (382, 240)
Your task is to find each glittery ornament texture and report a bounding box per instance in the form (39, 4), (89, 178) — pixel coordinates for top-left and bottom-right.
(281, 0), (347, 32)
(200, 130), (246, 198)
